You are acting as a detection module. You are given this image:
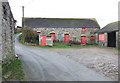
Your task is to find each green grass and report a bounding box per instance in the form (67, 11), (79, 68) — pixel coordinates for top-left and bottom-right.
(2, 59), (25, 81)
(37, 42), (105, 49)
(37, 41), (81, 48)
(14, 30), (22, 34)
(19, 34), (25, 44)
(0, 64), (1, 80)
(18, 34), (106, 49)
(18, 34), (119, 50)
(113, 48), (120, 51)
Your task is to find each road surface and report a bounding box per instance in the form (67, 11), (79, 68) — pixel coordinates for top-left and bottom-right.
(15, 34), (113, 81)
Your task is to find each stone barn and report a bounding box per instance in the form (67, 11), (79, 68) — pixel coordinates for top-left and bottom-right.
(96, 21), (119, 48)
(0, 2), (15, 63)
(24, 18), (100, 44)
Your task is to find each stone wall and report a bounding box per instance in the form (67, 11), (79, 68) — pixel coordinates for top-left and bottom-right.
(0, 2), (2, 62)
(33, 28), (99, 44)
(0, 2), (15, 63)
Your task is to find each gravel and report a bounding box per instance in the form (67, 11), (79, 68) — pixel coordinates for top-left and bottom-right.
(48, 47), (118, 81)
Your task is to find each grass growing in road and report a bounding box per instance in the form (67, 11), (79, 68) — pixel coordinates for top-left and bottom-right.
(2, 59), (24, 81)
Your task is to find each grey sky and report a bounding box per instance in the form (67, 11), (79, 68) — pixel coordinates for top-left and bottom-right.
(8, 0), (119, 28)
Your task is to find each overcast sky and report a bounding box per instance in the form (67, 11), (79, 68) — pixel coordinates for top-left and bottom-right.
(8, 0), (119, 28)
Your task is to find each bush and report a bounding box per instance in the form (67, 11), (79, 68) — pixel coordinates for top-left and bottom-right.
(69, 40), (80, 46)
(22, 27), (38, 44)
(14, 28), (22, 34)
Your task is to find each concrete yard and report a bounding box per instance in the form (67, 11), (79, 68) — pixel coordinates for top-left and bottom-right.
(48, 47), (118, 81)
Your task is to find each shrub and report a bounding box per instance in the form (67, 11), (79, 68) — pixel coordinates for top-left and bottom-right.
(22, 27), (38, 44)
(14, 28), (22, 34)
(69, 40), (80, 46)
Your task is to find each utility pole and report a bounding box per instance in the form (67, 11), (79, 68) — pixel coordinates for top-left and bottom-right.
(22, 6), (24, 28)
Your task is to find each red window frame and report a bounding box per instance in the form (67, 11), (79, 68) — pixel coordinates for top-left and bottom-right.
(82, 28), (86, 31)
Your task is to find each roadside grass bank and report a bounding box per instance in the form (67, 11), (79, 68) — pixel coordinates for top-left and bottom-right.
(2, 58), (25, 81)
(14, 29), (22, 34)
(36, 42), (107, 49)
(0, 62), (2, 81)
(18, 34), (118, 49)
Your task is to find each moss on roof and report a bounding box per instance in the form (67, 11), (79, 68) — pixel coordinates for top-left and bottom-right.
(24, 17), (100, 28)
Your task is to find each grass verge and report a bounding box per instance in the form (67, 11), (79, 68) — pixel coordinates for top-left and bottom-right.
(2, 59), (25, 81)
(19, 34), (24, 44)
(18, 34), (118, 50)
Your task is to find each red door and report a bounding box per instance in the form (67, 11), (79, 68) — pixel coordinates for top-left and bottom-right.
(50, 33), (55, 41)
(40, 36), (46, 46)
(81, 36), (86, 44)
(98, 34), (104, 40)
(64, 34), (69, 42)
(90, 36), (95, 40)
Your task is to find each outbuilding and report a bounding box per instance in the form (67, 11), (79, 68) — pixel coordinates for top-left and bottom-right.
(23, 18), (100, 45)
(96, 21), (119, 48)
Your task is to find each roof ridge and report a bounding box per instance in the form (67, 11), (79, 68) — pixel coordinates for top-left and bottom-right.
(24, 17), (96, 20)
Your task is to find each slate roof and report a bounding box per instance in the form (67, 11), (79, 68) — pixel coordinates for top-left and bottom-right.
(96, 21), (119, 33)
(24, 18), (100, 28)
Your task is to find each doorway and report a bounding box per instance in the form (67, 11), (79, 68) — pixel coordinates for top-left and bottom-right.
(107, 32), (116, 47)
(50, 33), (55, 41)
(81, 36), (86, 44)
(64, 34), (69, 42)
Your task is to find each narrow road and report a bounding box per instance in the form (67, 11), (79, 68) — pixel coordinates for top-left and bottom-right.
(15, 34), (113, 81)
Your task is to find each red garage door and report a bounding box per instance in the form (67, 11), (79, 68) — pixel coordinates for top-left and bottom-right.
(50, 33), (55, 41)
(64, 34), (69, 42)
(81, 36), (86, 44)
(40, 36), (46, 46)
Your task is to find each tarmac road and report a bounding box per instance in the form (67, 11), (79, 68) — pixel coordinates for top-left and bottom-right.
(15, 34), (113, 81)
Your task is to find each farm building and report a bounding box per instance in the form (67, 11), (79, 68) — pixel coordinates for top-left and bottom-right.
(96, 21), (119, 48)
(23, 18), (100, 45)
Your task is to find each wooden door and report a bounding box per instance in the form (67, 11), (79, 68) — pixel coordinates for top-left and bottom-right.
(50, 33), (55, 41)
(81, 36), (86, 44)
(64, 34), (69, 42)
(40, 36), (46, 46)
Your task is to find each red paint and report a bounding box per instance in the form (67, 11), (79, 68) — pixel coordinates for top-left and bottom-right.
(81, 36), (86, 44)
(82, 28), (86, 31)
(64, 34), (69, 42)
(40, 36), (46, 46)
(90, 36), (95, 40)
(50, 33), (55, 40)
(98, 34), (104, 40)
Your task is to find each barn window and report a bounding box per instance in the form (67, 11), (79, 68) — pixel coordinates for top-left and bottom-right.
(98, 33), (105, 40)
(90, 36), (95, 40)
(82, 28), (86, 31)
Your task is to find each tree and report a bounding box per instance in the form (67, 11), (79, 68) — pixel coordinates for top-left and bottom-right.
(22, 27), (38, 44)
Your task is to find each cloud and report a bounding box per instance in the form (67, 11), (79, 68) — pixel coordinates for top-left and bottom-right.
(8, 0), (119, 27)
